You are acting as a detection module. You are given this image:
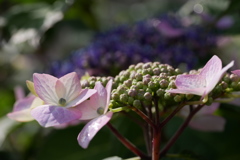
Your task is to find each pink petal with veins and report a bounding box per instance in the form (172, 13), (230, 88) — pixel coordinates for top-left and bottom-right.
(77, 112), (113, 149)
(65, 89), (96, 108)
(31, 105), (82, 127)
(205, 60), (234, 95)
(59, 72), (82, 101)
(33, 73), (59, 105)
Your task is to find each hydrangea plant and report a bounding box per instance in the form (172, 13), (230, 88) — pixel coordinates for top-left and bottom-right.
(8, 55), (240, 160)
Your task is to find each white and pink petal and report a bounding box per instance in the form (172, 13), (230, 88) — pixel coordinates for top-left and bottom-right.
(77, 112), (113, 149)
(33, 73), (59, 105)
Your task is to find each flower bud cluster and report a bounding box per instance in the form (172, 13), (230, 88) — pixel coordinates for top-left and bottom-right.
(109, 62), (186, 109)
(81, 76), (114, 89)
(81, 62), (240, 111)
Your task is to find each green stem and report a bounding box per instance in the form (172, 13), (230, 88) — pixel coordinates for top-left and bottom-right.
(107, 123), (150, 160)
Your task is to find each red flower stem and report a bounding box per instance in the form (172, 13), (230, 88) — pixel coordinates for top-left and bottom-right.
(159, 103), (185, 129)
(160, 104), (205, 157)
(107, 123), (150, 160)
(129, 106), (155, 129)
(152, 127), (161, 160)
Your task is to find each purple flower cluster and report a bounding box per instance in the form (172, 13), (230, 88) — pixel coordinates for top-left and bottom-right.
(49, 14), (217, 78)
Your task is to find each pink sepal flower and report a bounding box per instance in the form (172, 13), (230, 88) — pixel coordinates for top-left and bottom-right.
(30, 72), (96, 127)
(167, 55), (234, 99)
(179, 103), (226, 132)
(77, 111), (113, 149)
(76, 80), (113, 148)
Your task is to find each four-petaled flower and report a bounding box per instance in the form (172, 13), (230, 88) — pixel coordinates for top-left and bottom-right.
(75, 80), (113, 148)
(167, 55), (234, 99)
(30, 72), (96, 127)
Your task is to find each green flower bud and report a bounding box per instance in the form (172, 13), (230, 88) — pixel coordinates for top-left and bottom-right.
(142, 69), (149, 75)
(124, 79), (132, 88)
(144, 92), (152, 100)
(168, 81), (176, 88)
(164, 92), (173, 100)
(156, 89), (165, 97)
(120, 94), (128, 103)
(220, 81), (228, 89)
(153, 68), (160, 75)
(135, 73), (143, 81)
(135, 63), (143, 70)
(89, 80), (96, 88)
(148, 81), (156, 90)
(175, 68), (181, 74)
(128, 89), (137, 97)
(143, 77), (151, 85)
(230, 74), (239, 82)
(133, 100), (141, 108)
(174, 95), (182, 102)
(143, 63), (152, 69)
(129, 65), (135, 70)
(185, 94), (194, 100)
(230, 82), (238, 88)
(117, 85), (127, 94)
(146, 88), (153, 94)
(81, 80), (89, 88)
(137, 90), (145, 100)
(128, 97), (134, 105)
(159, 79), (169, 88)
(112, 93), (119, 101)
(136, 81), (144, 89)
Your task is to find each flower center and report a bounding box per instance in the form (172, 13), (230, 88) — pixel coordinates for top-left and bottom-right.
(97, 107), (104, 115)
(59, 98), (66, 106)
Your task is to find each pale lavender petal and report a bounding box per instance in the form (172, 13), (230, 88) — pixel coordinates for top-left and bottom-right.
(33, 73), (59, 105)
(66, 89), (96, 108)
(31, 105), (82, 127)
(77, 112), (113, 148)
(7, 109), (34, 122)
(59, 72), (82, 102)
(13, 96), (36, 112)
(200, 55), (222, 83)
(205, 61), (234, 95)
(104, 80), (113, 113)
(55, 80), (66, 99)
(189, 115), (226, 132)
(175, 75), (206, 89)
(75, 100), (100, 120)
(231, 70), (240, 77)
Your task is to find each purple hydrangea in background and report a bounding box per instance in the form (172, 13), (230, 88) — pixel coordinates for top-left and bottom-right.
(48, 14), (218, 77)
